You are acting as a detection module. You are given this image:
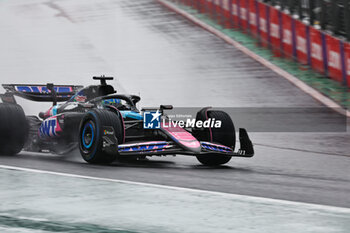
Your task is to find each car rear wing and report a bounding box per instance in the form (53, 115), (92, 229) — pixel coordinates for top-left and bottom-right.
(2, 84), (83, 104)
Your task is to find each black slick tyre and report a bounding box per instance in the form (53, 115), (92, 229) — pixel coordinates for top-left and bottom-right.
(194, 109), (235, 166)
(0, 103), (28, 155)
(78, 109), (123, 164)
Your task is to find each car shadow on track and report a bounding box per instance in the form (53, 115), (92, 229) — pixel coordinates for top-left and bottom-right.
(100, 159), (253, 173)
(2, 151), (253, 173)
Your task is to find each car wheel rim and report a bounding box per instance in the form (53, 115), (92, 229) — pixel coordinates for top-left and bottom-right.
(82, 122), (94, 149)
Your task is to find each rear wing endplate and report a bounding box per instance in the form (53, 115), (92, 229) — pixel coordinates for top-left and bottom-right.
(0, 93), (17, 104)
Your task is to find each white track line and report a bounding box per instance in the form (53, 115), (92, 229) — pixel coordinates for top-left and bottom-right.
(157, 0), (350, 117)
(1, 164), (350, 214)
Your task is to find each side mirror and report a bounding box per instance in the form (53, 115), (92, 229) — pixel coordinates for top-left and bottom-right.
(160, 105), (173, 110)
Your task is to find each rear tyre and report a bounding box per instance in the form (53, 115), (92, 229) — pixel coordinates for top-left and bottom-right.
(194, 109), (235, 166)
(0, 103), (28, 155)
(78, 109), (123, 164)
(23, 116), (42, 152)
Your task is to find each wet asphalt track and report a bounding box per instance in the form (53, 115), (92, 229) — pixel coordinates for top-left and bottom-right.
(0, 0), (349, 208)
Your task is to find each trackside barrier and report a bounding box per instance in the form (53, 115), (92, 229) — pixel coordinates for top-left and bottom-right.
(248, 0), (258, 37)
(310, 26), (325, 74)
(221, 0), (232, 28)
(214, 0), (222, 24)
(295, 20), (309, 65)
(200, 0), (208, 14)
(172, 0), (350, 88)
(208, 0), (215, 18)
(239, 0), (248, 31)
(231, 0), (239, 28)
(346, 43), (350, 86)
(257, 1), (268, 47)
(281, 12), (294, 59)
(269, 6), (281, 56)
(326, 34), (344, 83)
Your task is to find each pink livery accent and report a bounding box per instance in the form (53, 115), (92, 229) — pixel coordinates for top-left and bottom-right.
(119, 141), (170, 148)
(161, 122), (201, 153)
(44, 106), (54, 118)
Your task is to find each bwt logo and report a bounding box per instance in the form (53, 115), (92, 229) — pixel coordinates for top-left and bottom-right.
(143, 110), (161, 129)
(16, 86), (72, 93)
(39, 118), (57, 137)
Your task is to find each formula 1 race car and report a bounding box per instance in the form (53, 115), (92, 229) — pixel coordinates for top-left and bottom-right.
(0, 76), (254, 166)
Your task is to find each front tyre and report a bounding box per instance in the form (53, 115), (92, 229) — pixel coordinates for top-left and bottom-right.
(0, 103), (28, 155)
(194, 109), (235, 166)
(78, 109), (123, 164)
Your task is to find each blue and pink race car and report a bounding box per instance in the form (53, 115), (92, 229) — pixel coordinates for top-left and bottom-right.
(0, 76), (254, 166)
